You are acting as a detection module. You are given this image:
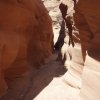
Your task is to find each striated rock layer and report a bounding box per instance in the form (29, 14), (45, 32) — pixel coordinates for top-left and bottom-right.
(0, 0), (53, 97)
(59, 0), (84, 90)
(30, 0), (100, 100)
(74, 0), (100, 100)
(33, 0), (100, 99)
(34, 1), (83, 99)
(60, 0), (100, 100)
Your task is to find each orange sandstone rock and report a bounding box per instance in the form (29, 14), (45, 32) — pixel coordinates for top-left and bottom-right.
(0, 0), (53, 97)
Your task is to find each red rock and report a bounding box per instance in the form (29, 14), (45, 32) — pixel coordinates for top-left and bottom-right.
(0, 0), (53, 97)
(74, 0), (100, 100)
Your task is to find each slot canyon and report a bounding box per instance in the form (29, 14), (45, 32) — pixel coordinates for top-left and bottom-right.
(0, 0), (100, 100)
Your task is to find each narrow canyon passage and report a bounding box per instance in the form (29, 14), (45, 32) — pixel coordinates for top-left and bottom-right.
(0, 0), (100, 100)
(0, 0), (68, 100)
(0, 0), (80, 100)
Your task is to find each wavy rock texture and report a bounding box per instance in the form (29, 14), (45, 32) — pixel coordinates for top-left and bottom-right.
(34, 0), (82, 100)
(0, 0), (53, 97)
(33, 0), (100, 100)
(74, 0), (100, 100)
(59, 0), (84, 90)
(53, 0), (100, 99)
(61, 0), (100, 100)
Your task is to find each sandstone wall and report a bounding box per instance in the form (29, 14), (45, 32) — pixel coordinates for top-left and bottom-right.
(59, 0), (84, 89)
(74, 0), (100, 100)
(0, 0), (53, 97)
(60, 0), (100, 100)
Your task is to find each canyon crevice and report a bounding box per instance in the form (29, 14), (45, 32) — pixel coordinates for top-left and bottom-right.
(0, 0), (100, 100)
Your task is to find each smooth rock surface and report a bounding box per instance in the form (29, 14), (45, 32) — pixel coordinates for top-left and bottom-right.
(0, 0), (53, 97)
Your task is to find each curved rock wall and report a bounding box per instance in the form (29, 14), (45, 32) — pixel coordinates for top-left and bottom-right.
(0, 0), (53, 97)
(74, 0), (100, 100)
(60, 0), (100, 100)
(59, 0), (84, 89)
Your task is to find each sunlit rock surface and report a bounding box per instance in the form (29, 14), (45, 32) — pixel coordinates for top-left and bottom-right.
(57, 0), (84, 90)
(74, 0), (100, 100)
(34, 0), (100, 99)
(60, 0), (100, 99)
(34, 0), (82, 100)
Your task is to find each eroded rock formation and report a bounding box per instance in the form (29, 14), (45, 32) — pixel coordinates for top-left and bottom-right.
(58, 0), (83, 89)
(60, 0), (100, 100)
(0, 0), (53, 97)
(74, 0), (100, 100)
(27, 0), (100, 100)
